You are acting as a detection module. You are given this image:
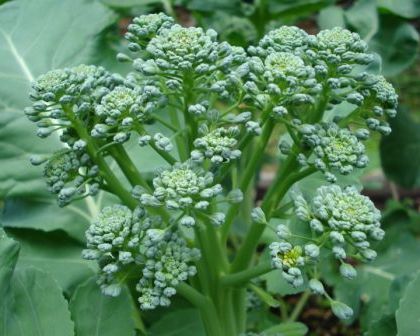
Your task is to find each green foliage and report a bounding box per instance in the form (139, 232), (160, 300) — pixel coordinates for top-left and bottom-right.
(148, 309), (205, 335)
(262, 321), (308, 336)
(70, 277), (136, 336)
(396, 271), (420, 335)
(380, 109), (420, 188)
(369, 16), (419, 77)
(6, 229), (95, 293)
(0, 232), (74, 336)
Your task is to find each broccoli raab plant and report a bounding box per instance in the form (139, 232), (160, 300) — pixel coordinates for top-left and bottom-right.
(25, 13), (397, 335)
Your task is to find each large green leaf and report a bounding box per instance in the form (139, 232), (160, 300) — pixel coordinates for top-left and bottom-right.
(70, 277), (135, 336)
(6, 229), (95, 293)
(369, 16), (419, 77)
(377, 0), (420, 19)
(1, 197), (91, 242)
(0, 229), (20, 298)
(148, 309), (206, 336)
(186, 0), (241, 12)
(335, 234), (420, 330)
(367, 314), (397, 336)
(345, 0), (378, 41)
(318, 6), (345, 30)
(380, 109), (420, 188)
(396, 271), (420, 335)
(0, 0), (116, 198)
(263, 322), (308, 336)
(1, 267), (74, 336)
(268, 0), (334, 17)
(101, 0), (160, 8)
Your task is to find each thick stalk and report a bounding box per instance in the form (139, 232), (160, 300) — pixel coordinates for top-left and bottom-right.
(221, 120), (275, 242)
(108, 144), (150, 190)
(177, 283), (223, 336)
(219, 288), (237, 336)
(233, 289), (247, 333)
(169, 106), (189, 161)
(206, 222), (229, 272)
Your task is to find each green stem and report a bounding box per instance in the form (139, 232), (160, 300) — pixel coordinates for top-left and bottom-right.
(288, 290), (311, 322)
(133, 121), (177, 165)
(161, 0), (176, 19)
(260, 153), (297, 214)
(206, 221), (229, 272)
(169, 106), (189, 161)
(153, 113), (178, 132)
(177, 283), (223, 336)
(108, 144), (150, 190)
(221, 289), (237, 336)
(221, 120), (275, 242)
(149, 141), (177, 165)
(194, 225), (217, 294)
(230, 221), (266, 272)
(233, 289), (247, 333)
(67, 112), (137, 209)
(265, 166), (317, 216)
(221, 261), (272, 286)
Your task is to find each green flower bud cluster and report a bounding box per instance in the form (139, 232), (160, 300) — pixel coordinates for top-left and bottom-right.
(248, 26), (397, 136)
(294, 185), (383, 264)
(93, 84), (164, 143)
(135, 24), (219, 74)
(30, 149), (100, 206)
(191, 125), (241, 164)
(245, 52), (319, 114)
(82, 205), (149, 296)
(25, 65), (126, 206)
(140, 163), (223, 227)
(356, 74), (398, 135)
(311, 29), (397, 133)
(267, 184), (383, 320)
(83, 205), (200, 310)
(137, 231), (200, 310)
(26, 65), (122, 140)
(298, 122), (368, 182)
(255, 26), (311, 54)
(125, 13), (175, 51)
(124, 14), (250, 114)
(269, 225), (320, 287)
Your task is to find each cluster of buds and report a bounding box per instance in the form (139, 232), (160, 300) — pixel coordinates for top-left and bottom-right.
(247, 26), (397, 137)
(30, 148), (101, 206)
(139, 163), (225, 227)
(125, 13), (175, 50)
(83, 205), (199, 310)
(268, 184), (382, 320)
(82, 205), (149, 296)
(26, 65), (122, 141)
(269, 232), (320, 288)
(297, 122), (368, 182)
(92, 84), (164, 143)
(137, 231), (200, 310)
(294, 185), (383, 266)
(191, 125), (241, 164)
